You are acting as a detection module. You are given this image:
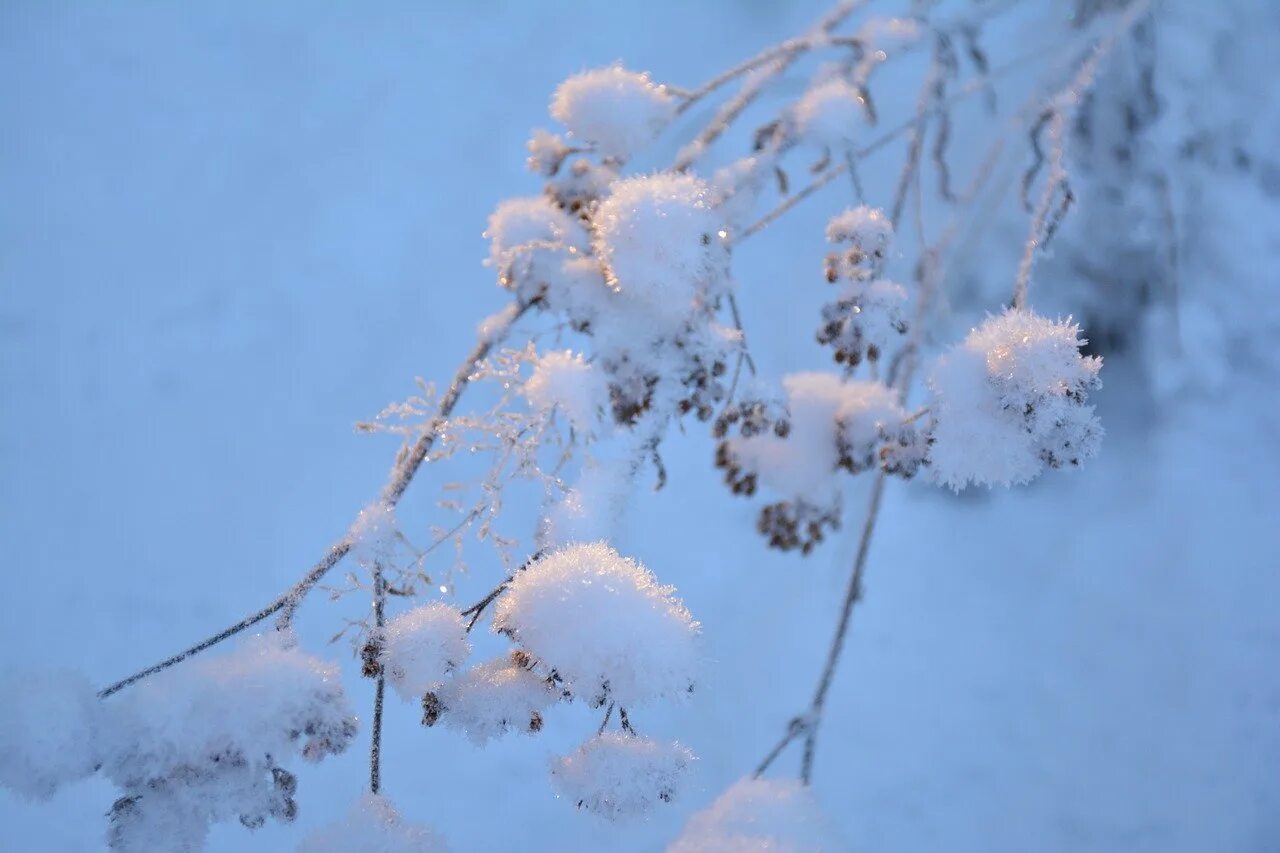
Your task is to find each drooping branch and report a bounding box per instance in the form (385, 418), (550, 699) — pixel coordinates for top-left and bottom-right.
(97, 299), (537, 699)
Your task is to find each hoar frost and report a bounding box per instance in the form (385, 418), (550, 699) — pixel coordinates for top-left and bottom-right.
(668, 777), (845, 852)
(550, 66), (676, 161)
(378, 602), (470, 702)
(550, 733), (692, 820)
(298, 793), (448, 853)
(493, 542), (699, 706)
(524, 349), (609, 432)
(927, 308), (1103, 490)
(0, 669), (102, 800)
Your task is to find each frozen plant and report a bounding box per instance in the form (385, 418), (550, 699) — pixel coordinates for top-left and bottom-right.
(492, 542), (700, 707)
(5, 1), (1168, 847)
(376, 603), (471, 702)
(550, 732), (694, 821)
(927, 309), (1104, 490)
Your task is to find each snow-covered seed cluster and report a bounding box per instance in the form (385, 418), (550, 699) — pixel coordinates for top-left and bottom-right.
(668, 777), (845, 852)
(423, 654), (558, 746)
(718, 373), (916, 552)
(0, 669), (102, 800)
(485, 196), (593, 307)
(549, 66), (676, 162)
(593, 173), (730, 327)
(523, 349), (610, 434)
(794, 77), (870, 148)
(98, 634), (356, 851)
(713, 398), (792, 497)
(376, 603), (471, 702)
(493, 542), (699, 707)
(298, 793), (449, 853)
(549, 732), (693, 821)
(824, 206), (893, 282)
(927, 309), (1104, 490)
(757, 498), (843, 555)
(818, 206), (907, 367)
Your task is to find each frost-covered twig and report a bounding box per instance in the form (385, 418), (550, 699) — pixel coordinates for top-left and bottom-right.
(1013, 0), (1151, 308)
(98, 299), (537, 699)
(673, 0), (866, 172)
(369, 562), (387, 795)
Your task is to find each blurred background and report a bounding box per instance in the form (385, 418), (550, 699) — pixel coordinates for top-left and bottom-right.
(2, 1), (1277, 850)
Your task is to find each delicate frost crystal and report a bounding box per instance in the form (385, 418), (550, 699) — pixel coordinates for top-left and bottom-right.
(524, 349), (609, 432)
(550, 733), (693, 820)
(0, 669), (102, 800)
(298, 793), (449, 853)
(927, 309), (1103, 490)
(550, 66), (676, 161)
(102, 633), (356, 851)
(592, 174), (729, 330)
(728, 372), (908, 500)
(493, 542), (699, 706)
(794, 78), (866, 147)
(426, 656), (557, 745)
(378, 603), (470, 702)
(668, 777), (844, 852)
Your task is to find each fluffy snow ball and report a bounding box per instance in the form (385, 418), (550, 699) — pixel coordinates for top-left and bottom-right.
(485, 196), (588, 268)
(523, 349), (609, 433)
(592, 173), (729, 329)
(550, 66), (676, 161)
(826, 205), (894, 279)
(668, 777), (845, 852)
(298, 793), (449, 853)
(550, 733), (693, 820)
(727, 372), (907, 500)
(927, 308), (1103, 490)
(492, 542), (699, 706)
(0, 668), (102, 800)
(378, 603), (471, 702)
(794, 78), (867, 147)
(425, 656), (558, 745)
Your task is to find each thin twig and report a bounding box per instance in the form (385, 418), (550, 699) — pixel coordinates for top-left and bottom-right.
(369, 562), (387, 794)
(97, 299), (536, 699)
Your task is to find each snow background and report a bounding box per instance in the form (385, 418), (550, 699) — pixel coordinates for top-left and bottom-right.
(2, 1), (1276, 850)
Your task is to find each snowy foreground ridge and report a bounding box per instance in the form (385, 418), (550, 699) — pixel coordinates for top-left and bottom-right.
(3, 0), (1278, 850)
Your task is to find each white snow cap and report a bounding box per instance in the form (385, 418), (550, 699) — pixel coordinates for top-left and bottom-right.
(493, 542), (699, 706)
(795, 78), (866, 147)
(298, 793), (449, 853)
(668, 777), (845, 852)
(102, 633), (356, 850)
(550, 66), (676, 160)
(729, 373), (906, 500)
(0, 668), (102, 800)
(550, 733), (693, 820)
(485, 196), (587, 268)
(826, 205), (893, 254)
(928, 308), (1103, 490)
(379, 602), (471, 702)
(592, 173), (729, 330)
(428, 656), (558, 745)
(524, 349), (609, 432)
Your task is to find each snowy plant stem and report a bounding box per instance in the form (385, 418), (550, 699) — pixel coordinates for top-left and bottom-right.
(98, 299), (536, 699)
(800, 470), (887, 784)
(370, 562), (387, 795)
(673, 0), (865, 172)
(1012, 0), (1151, 308)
